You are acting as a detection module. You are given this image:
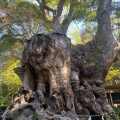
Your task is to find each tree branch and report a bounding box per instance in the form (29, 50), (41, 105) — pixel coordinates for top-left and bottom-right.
(91, 0), (96, 6)
(37, 0), (55, 13)
(61, 1), (74, 34)
(112, 27), (120, 31)
(42, 5), (56, 13)
(54, 0), (66, 21)
(36, 0), (53, 22)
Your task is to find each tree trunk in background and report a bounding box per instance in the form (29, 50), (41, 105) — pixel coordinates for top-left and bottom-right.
(2, 0), (120, 120)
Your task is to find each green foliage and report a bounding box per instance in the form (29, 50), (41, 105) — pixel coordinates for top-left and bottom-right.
(0, 96), (10, 114)
(86, 11), (96, 21)
(0, 36), (16, 52)
(73, 2), (86, 21)
(0, 58), (21, 102)
(105, 67), (120, 85)
(79, 86), (84, 91)
(105, 107), (120, 120)
(113, 107), (120, 120)
(0, 58), (21, 114)
(0, 0), (45, 38)
(16, 1), (43, 20)
(2, 59), (21, 87)
(105, 57), (120, 85)
(68, 29), (83, 45)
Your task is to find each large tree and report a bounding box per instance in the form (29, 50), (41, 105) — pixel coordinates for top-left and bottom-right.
(2, 0), (120, 120)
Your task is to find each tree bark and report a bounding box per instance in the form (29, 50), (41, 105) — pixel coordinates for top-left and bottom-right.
(71, 0), (119, 119)
(2, 0), (120, 120)
(2, 33), (77, 120)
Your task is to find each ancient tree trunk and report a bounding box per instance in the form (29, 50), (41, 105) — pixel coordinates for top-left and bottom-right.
(71, 0), (119, 119)
(2, 0), (120, 120)
(2, 33), (76, 120)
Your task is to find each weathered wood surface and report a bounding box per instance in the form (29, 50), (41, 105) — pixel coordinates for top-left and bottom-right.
(2, 32), (76, 120)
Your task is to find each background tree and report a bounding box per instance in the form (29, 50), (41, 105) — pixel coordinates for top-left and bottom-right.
(0, 0), (45, 108)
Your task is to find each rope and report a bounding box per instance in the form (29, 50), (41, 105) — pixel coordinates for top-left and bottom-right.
(27, 115), (33, 120)
(41, 114), (105, 120)
(88, 116), (92, 120)
(26, 114), (105, 120)
(76, 114), (103, 117)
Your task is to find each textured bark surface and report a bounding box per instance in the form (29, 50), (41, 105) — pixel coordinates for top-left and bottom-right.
(71, 0), (119, 119)
(2, 32), (77, 120)
(2, 0), (120, 120)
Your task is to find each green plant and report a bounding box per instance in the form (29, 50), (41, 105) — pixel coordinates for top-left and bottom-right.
(0, 96), (10, 114)
(113, 107), (120, 120)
